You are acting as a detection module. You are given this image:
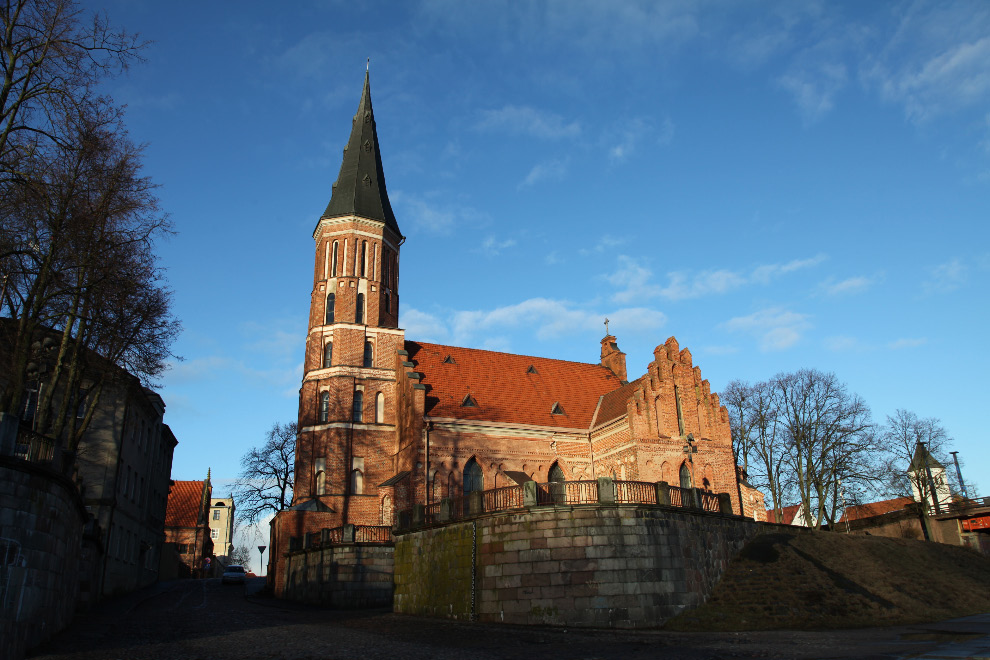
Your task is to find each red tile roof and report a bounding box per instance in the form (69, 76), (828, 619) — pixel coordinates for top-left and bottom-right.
(839, 496), (914, 523)
(166, 480), (206, 528)
(766, 504), (803, 525)
(407, 341), (624, 429)
(592, 378), (642, 428)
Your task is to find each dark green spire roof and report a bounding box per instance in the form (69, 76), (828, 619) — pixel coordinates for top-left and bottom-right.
(322, 71), (401, 237)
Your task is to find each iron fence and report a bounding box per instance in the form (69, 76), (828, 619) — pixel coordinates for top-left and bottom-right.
(355, 525), (393, 543)
(668, 486), (686, 508)
(614, 480), (657, 505)
(483, 485), (524, 512)
(536, 480), (599, 505)
(700, 490), (721, 512)
(424, 502), (440, 525)
(13, 426), (54, 464)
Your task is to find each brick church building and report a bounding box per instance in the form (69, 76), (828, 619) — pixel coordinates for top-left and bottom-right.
(269, 72), (765, 575)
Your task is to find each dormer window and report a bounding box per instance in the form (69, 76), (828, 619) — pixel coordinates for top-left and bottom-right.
(526, 365), (538, 374)
(550, 402), (564, 415)
(461, 394), (477, 407)
(443, 355), (455, 364)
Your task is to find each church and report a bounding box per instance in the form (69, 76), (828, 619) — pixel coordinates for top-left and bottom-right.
(270, 72), (765, 564)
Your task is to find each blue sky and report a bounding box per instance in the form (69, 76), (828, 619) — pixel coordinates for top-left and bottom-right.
(93, 0), (989, 501)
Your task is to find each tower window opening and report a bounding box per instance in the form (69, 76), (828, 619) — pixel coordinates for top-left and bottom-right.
(350, 469), (364, 495)
(384, 291), (391, 314)
(360, 241), (367, 277)
(319, 392), (330, 423)
(375, 392), (384, 423)
(356, 293), (365, 324)
(363, 341), (374, 368)
(352, 390), (364, 422)
(331, 241), (339, 277)
(325, 293), (335, 324)
(323, 342), (333, 368)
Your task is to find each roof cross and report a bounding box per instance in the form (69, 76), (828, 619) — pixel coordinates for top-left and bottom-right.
(604, 317), (610, 335)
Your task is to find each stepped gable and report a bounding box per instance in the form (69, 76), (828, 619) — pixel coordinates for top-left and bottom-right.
(165, 480), (205, 527)
(592, 378), (643, 428)
(406, 341), (623, 428)
(839, 496), (915, 522)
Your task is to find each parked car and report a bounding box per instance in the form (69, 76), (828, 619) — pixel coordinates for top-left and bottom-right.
(221, 564), (246, 584)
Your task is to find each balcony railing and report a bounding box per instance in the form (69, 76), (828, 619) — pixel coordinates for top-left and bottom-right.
(615, 480), (657, 505)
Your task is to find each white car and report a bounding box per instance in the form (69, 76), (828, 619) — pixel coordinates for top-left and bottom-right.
(221, 564), (246, 584)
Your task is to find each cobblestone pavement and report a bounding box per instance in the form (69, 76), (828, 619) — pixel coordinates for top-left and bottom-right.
(27, 579), (990, 660)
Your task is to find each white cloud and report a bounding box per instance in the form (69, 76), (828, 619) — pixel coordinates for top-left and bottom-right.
(476, 105), (581, 139)
(778, 61), (848, 124)
(604, 256), (663, 303)
(400, 308), (449, 343)
(391, 191), (486, 234)
(922, 257), (967, 294)
(519, 159), (568, 189)
(481, 236), (517, 256)
(820, 275), (876, 296)
(605, 116), (674, 164)
(824, 335), (861, 352)
(750, 254), (827, 284)
(888, 337), (927, 350)
(723, 307), (812, 352)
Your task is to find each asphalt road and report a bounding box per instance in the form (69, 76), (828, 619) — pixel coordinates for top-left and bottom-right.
(27, 578), (990, 660)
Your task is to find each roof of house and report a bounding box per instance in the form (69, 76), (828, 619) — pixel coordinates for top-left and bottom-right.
(766, 504), (803, 525)
(592, 378), (643, 428)
(165, 480), (206, 528)
(909, 442), (945, 472)
(839, 496), (915, 522)
(406, 341), (624, 429)
(321, 70), (401, 237)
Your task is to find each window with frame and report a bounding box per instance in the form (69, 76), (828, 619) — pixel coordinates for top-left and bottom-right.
(323, 342), (333, 368)
(363, 341), (373, 368)
(326, 293), (335, 324)
(213, 510), (220, 521)
(352, 390), (363, 422)
(350, 469), (364, 495)
(211, 528), (219, 539)
(331, 241), (339, 277)
(360, 241), (367, 277)
(355, 292), (365, 324)
(319, 392), (330, 423)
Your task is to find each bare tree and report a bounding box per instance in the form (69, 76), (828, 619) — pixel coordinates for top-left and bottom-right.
(879, 409), (958, 509)
(233, 422), (296, 523)
(772, 369), (877, 528)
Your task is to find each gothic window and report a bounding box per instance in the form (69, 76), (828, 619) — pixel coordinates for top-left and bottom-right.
(375, 392), (384, 423)
(331, 241), (339, 277)
(355, 293), (365, 324)
(548, 463), (565, 482)
(548, 462), (565, 503)
(352, 390), (363, 422)
(350, 469), (364, 494)
(325, 294), (335, 324)
(323, 342), (333, 368)
(360, 241), (367, 277)
(363, 341), (373, 367)
(319, 392), (330, 423)
(463, 458), (483, 494)
(679, 462), (692, 490)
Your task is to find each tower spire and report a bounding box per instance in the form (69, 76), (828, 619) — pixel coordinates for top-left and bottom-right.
(322, 70), (401, 237)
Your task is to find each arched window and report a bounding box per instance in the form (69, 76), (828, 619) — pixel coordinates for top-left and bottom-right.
(325, 293), (335, 324)
(319, 392), (330, 423)
(323, 342), (332, 368)
(355, 293), (365, 324)
(315, 457), (326, 496)
(463, 458), (483, 494)
(360, 241), (367, 277)
(548, 462), (565, 503)
(679, 462), (692, 490)
(350, 469), (364, 494)
(352, 390), (363, 422)
(375, 392), (384, 423)
(548, 462), (565, 483)
(363, 341), (373, 368)
(331, 241), (339, 277)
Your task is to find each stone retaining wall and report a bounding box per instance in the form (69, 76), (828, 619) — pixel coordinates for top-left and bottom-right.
(394, 505), (765, 628)
(0, 456), (87, 660)
(283, 543), (394, 608)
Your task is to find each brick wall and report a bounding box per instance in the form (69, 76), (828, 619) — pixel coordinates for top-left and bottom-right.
(283, 543), (394, 608)
(393, 504), (764, 628)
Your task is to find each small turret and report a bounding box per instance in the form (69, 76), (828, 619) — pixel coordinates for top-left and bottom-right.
(600, 334), (627, 383)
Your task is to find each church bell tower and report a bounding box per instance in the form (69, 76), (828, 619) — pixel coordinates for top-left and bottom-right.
(294, 70), (405, 523)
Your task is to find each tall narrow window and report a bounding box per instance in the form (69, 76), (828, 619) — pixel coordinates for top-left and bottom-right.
(382, 248), (390, 284)
(355, 293), (365, 324)
(315, 458), (327, 495)
(375, 392), (384, 423)
(319, 392), (330, 423)
(325, 294), (335, 324)
(679, 462), (692, 489)
(363, 341), (373, 368)
(323, 342), (333, 368)
(384, 291), (391, 313)
(352, 390), (363, 422)
(350, 469), (364, 494)
(463, 458), (483, 494)
(360, 241), (367, 277)
(331, 241), (339, 277)
(380, 495), (393, 525)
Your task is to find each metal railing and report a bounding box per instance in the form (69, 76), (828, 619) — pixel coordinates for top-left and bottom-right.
(615, 480), (657, 505)
(700, 490), (721, 512)
(13, 426), (55, 464)
(354, 525), (392, 543)
(668, 486), (686, 507)
(536, 480), (598, 505)
(424, 502), (440, 525)
(483, 485), (525, 512)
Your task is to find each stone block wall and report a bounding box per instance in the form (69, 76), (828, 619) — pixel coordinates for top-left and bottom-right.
(1, 457), (87, 660)
(394, 505), (764, 628)
(283, 543), (394, 608)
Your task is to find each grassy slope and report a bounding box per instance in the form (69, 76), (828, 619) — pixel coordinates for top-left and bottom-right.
(665, 530), (990, 631)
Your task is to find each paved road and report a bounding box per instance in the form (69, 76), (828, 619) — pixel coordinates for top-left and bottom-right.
(28, 579), (990, 660)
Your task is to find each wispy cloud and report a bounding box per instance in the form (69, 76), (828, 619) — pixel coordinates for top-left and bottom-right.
(888, 337), (927, 350)
(778, 61), (848, 124)
(519, 159), (568, 189)
(476, 105), (581, 139)
(480, 235), (517, 256)
(723, 307), (812, 352)
(605, 116), (674, 164)
(391, 191), (486, 234)
(824, 335), (861, 352)
(820, 274), (877, 296)
(922, 257), (967, 295)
